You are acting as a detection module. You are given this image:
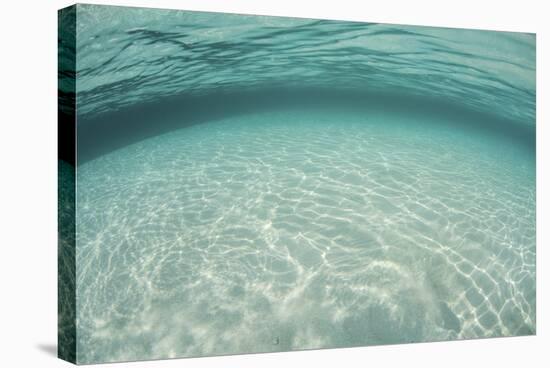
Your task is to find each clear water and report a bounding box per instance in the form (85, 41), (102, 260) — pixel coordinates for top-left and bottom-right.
(63, 4), (535, 364)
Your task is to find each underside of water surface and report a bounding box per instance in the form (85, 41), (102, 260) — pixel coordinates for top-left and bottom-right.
(58, 4), (536, 364)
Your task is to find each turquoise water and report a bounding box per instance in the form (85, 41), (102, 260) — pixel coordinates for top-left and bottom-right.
(62, 4), (535, 364)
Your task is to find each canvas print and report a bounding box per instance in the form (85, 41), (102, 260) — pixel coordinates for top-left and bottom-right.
(58, 4), (536, 365)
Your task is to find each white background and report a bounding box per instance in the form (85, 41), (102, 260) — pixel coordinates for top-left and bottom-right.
(0, 0), (547, 367)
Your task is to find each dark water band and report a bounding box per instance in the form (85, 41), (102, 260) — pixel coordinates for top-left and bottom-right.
(76, 85), (535, 165)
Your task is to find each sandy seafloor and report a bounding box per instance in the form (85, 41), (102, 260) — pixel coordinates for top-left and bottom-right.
(74, 108), (535, 363)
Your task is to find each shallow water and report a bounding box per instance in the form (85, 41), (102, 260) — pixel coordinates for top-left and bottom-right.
(59, 4), (536, 364)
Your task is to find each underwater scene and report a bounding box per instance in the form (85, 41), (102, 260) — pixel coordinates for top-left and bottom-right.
(58, 4), (535, 364)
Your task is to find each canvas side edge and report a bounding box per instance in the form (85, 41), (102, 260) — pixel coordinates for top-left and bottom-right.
(58, 4), (77, 364)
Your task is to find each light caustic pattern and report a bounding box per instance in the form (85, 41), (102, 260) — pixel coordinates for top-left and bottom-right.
(76, 110), (535, 363)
